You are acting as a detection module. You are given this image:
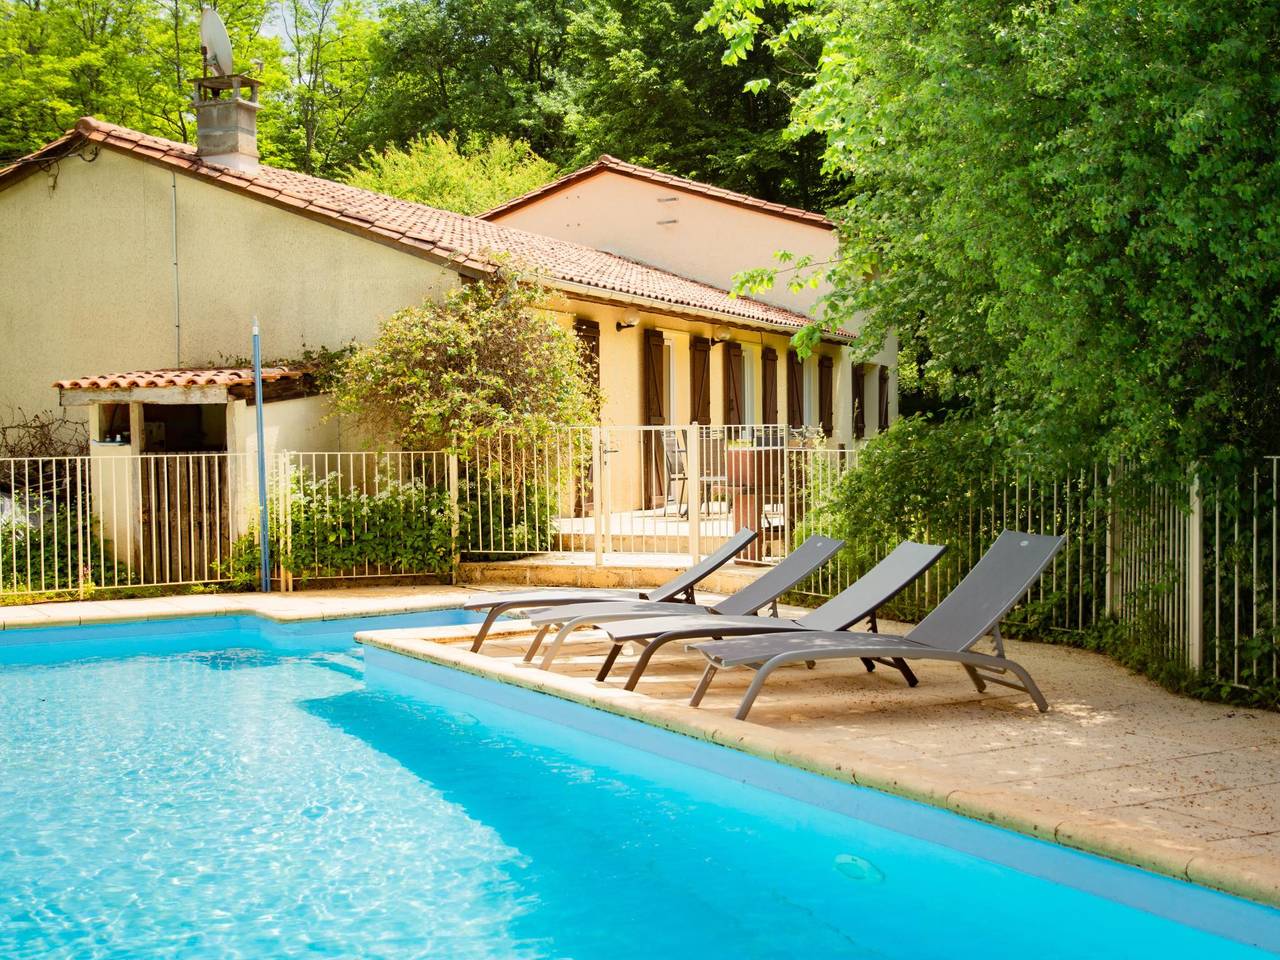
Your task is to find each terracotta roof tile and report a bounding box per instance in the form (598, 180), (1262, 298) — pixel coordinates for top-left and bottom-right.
(54, 367), (306, 391)
(5, 119), (847, 341)
(481, 154), (837, 230)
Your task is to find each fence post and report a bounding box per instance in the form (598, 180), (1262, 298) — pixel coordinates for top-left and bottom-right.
(278, 454), (293, 593)
(591, 426), (604, 566)
(687, 422), (701, 563)
(1187, 470), (1204, 672)
(447, 450), (461, 584)
(1104, 468), (1116, 616)
(76, 457), (85, 600)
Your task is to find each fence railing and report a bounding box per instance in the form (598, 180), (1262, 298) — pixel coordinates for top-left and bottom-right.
(2, 434), (1275, 697)
(1, 453), (251, 598)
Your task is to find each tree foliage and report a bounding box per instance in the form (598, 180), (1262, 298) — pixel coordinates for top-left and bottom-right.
(330, 269), (599, 451)
(344, 132), (557, 215)
(704, 0), (1280, 478)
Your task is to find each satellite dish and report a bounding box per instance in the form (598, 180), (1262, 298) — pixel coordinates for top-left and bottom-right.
(200, 8), (234, 76)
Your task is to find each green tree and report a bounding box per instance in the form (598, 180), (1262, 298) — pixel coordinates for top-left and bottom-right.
(563, 0), (833, 207)
(704, 0), (1280, 477)
(357, 0), (575, 158)
(343, 132), (557, 214)
(266, 0), (374, 175)
(331, 269), (599, 450)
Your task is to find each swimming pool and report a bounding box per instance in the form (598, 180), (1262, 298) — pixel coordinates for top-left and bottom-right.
(1, 612), (1277, 958)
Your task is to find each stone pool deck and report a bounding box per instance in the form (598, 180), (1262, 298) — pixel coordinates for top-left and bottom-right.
(4, 584), (1279, 909)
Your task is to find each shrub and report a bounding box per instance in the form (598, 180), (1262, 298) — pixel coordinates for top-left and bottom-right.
(331, 268), (599, 453)
(280, 470), (455, 580)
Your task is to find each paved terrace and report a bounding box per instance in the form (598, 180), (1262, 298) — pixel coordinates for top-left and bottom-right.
(3, 581), (1278, 909)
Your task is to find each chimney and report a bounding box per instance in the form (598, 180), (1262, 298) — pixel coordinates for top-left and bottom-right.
(192, 74), (261, 172)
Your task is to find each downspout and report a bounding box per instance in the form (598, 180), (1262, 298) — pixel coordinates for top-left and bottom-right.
(170, 171), (182, 365)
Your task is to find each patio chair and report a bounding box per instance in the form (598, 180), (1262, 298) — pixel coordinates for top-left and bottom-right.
(586, 540), (947, 687)
(687, 530), (1064, 720)
(522, 534), (845, 670)
(461, 527), (757, 653)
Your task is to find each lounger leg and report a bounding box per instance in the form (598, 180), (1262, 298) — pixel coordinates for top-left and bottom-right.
(962, 664), (987, 693)
(522, 625), (551, 662)
(689, 663), (718, 707)
(538, 622), (579, 670)
(470, 605), (506, 653)
(861, 658), (876, 673)
(1001, 660), (1049, 712)
(735, 667), (773, 720)
(595, 644), (624, 682)
(623, 636), (679, 691)
(890, 657), (918, 687)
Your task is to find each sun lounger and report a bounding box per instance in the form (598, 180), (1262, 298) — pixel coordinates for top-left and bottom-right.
(461, 527), (757, 652)
(688, 530), (1064, 719)
(523, 535), (845, 669)
(588, 540), (947, 688)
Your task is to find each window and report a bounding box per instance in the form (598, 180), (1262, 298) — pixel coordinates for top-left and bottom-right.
(741, 345), (758, 424)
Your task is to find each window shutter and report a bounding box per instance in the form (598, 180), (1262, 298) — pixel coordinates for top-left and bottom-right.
(573, 317), (600, 386)
(761, 347), (777, 424)
(818, 355), (833, 436)
(723, 341), (744, 425)
(689, 336), (711, 424)
(786, 350), (803, 429)
(852, 363), (865, 440)
(878, 365), (891, 431)
(643, 328), (665, 425)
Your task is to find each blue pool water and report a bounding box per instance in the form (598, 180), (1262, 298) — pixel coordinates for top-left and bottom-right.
(1, 613), (1277, 959)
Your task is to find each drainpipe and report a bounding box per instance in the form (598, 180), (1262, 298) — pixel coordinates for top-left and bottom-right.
(170, 171), (182, 365)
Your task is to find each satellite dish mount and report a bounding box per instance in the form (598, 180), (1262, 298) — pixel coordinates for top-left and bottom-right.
(192, 7), (262, 170)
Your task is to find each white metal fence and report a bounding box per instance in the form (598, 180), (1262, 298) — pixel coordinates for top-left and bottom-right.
(1, 453), (252, 597)
(2, 434), (1275, 696)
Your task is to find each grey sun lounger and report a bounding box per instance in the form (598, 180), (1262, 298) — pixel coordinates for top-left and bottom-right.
(586, 540), (947, 689)
(522, 535), (845, 670)
(461, 527), (757, 652)
(688, 530), (1064, 720)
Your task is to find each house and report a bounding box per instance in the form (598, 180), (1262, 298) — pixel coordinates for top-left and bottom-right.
(482, 156), (897, 442)
(0, 72), (895, 461)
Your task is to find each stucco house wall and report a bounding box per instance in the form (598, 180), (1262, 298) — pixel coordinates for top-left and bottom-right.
(0, 149), (457, 425)
(486, 171), (838, 318)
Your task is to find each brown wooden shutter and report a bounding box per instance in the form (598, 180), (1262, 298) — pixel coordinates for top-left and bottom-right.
(852, 363), (866, 440)
(786, 349), (803, 429)
(643, 328), (665, 425)
(689, 336), (711, 424)
(723, 341), (744, 424)
(818, 354), (833, 436)
(761, 347), (777, 424)
(641, 328), (666, 506)
(573, 317), (600, 386)
(878, 365), (891, 431)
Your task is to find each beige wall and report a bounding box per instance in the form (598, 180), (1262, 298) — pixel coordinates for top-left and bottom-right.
(0, 149), (457, 423)
(226, 395), (341, 458)
(490, 172), (839, 317)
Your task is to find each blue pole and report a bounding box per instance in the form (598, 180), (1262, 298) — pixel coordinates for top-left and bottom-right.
(252, 319), (271, 592)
